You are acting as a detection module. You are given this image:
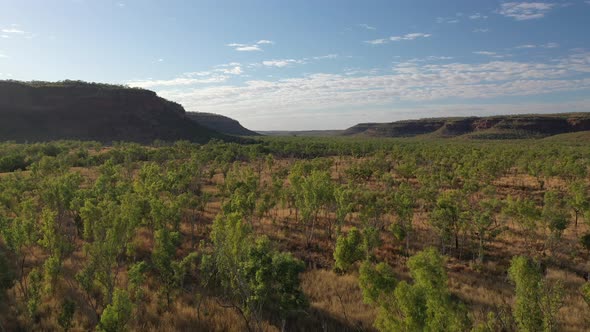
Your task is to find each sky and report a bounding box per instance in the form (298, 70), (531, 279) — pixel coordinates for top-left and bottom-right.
(1, 0), (589, 130)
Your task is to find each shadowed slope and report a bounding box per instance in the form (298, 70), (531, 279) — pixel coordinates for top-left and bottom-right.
(343, 113), (590, 139)
(0, 80), (229, 143)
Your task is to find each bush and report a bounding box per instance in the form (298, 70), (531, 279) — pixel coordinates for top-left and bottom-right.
(333, 228), (364, 272)
(98, 288), (133, 332)
(0, 153), (28, 172)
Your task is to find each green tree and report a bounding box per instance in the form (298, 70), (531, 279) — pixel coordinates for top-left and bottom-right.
(508, 256), (564, 332)
(333, 184), (356, 237)
(0, 198), (38, 299)
(152, 227), (198, 308)
(333, 228), (364, 272)
(27, 268), (42, 320)
(430, 191), (466, 254)
(503, 196), (541, 250)
(470, 189), (505, 264)
(98, 288), (133, 332)
(389, 183), (415, 255)
(542, 191), (570, 252)
(566, 181), (589, 229)
(358, 261), (396, 305)
(297, 170), (333, 246)
(58, 299), (76, 332)
(359, 248), (468, 332)
(202, 212), (307, 330)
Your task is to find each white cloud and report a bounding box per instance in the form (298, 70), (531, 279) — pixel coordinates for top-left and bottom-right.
(1, 28), (24, 34)
(128, 76), (230, 88)
(128, 63), (245, 88)
(236, 45), (261, 52)
(117, 2), (125, 7)
(227, 40), (273, 52)
(1, 25), (34, 39)
(473, 28), (490, 33)
(514, 42), (559, 49)
(365, 38), (389, 45)
(436, 12), (465, 23)
(256, 40), (274, 45)
(498, 2), (556, 20)
(0, 52), (7, 59)
(436, 17), (460, 24)
(358, 23), (376, 30)
(260, 54), (337, 68)
(403, 56), (454, 63)
(473, 51), (497, 56)
(262, 59), (306, 68)
(515, 44), (536, 49)
(543, 42), (559, 48)
(226, 43), (262, 52)
(390, 33), (431, 41)
(217, 62), (241, 67)
(469, 13), (488, 20)
(312, 54), (338, 60)
(367, 33), (431, 45)
(473, 51), (512, 59)
(219, 66), (243, 75)
(150, 52), (590, 130)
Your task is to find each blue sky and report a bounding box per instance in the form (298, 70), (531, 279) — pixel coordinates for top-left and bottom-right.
(1, 0), (589, 130)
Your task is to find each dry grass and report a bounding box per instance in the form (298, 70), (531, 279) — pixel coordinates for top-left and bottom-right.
(2, 155), (590, 331)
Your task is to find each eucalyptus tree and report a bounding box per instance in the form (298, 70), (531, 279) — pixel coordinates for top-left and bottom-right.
(98, 288), (133, 332)
(298, 170), (333, 246)
(333, 227), (364, 272)
(358, 190), (388, 230)
(333, 184), (356, 238)
(0, 198), (38, 300)
(508, 256), (564, 332)
(503, 196), (542, 251)
(152, 227), (198, 308)
(566, 181), (589, 229)
(470, 191), (505, 264)
(359, 248), (469, 332)
(389, 182), (415, 255)
(220, 164), (259, 223)
(429, 190), (467, 255)
(201, 212), (307, 331)
(541, 191), (570, 253)
(186, 191), (210, 248)
(76, 195), (141, 319)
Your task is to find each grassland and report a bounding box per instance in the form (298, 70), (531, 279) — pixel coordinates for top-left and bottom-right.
(0, 137), (589, 331)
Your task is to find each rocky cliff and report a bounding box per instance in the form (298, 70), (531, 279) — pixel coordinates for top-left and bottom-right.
(343, 113), (590, 139)
(186, 112), (260, 136)
(0, 80), (228, 143)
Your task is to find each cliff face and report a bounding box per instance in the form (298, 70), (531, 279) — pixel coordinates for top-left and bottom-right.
(0, 81), (228, 143)
(186, 112), (260, 136)
(343, 113), (590, 139)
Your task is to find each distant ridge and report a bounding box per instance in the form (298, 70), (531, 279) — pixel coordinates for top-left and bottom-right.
(0, 80), (230, 143)
(186, 112), (260, 136)
(343, 113), (590, 139)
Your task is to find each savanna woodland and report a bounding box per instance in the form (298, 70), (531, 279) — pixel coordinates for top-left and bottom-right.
(0, 136), (589, 331)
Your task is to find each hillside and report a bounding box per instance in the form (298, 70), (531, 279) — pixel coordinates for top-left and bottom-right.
(257, 130), (343, 137)
(343, 113), (590, 139)
(186, 112), (260, 136)
(0, 80), (229, 143)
